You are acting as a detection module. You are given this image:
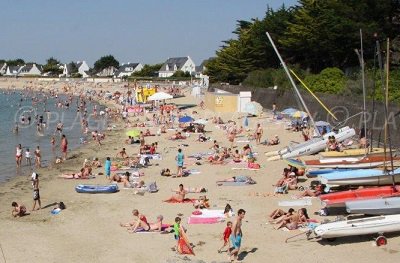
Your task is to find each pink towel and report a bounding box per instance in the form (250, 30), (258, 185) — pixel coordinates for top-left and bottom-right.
(188, 216), (221, 224)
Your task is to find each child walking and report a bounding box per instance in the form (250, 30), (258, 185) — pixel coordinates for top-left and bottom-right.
(105, 157), (111, 180)
(218, 221), (232, 253)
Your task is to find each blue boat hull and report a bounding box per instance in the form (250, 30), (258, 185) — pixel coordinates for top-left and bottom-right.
(75, 184), (119, 194)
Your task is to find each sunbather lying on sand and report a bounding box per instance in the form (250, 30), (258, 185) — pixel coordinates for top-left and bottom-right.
(193, 195), (210, 209)
(59, 168), (84, 179)
(170, 132), (186, 140)
(217, 175), (256, 184)
(164, 184), (187, 202)
(144, 129), (155, 136)
(269, 208), (294, 221)
(120, 209), (164, 233)
(172, 186), (207, 193)
(262, 135), (280, 146)
(295, 183), (326, 199)
(110, 171), (131, 187)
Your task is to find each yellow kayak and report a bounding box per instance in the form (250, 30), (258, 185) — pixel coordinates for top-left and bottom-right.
(320, 148), (391, 158)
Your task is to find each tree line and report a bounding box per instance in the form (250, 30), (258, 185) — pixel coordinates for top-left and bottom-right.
(206, 0), (400, 101)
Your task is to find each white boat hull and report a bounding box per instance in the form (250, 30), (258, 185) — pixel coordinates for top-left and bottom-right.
(346, 197), (400, 215)
(266, 127), (355, 161)
(314, 214), (400, 238)
(320, 173), (400, 186)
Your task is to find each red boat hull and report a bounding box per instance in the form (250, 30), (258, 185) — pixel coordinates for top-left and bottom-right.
(320, 186), (400, 207)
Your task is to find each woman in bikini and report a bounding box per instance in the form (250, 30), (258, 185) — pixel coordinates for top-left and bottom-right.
(15, 144), (23, 168)
(255, 123), (263, 144)
(164, 184), (187, 202)
(59, 168), (84, 179)
(120, 209), (151, 233)
(34, 146), (41, 168)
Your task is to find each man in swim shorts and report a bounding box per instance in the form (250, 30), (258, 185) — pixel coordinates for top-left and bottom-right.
(230, 208), (245, 262)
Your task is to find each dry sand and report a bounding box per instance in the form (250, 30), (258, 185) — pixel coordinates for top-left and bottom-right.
(0, 78), (399, 263)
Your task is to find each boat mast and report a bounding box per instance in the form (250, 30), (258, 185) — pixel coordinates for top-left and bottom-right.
(377, 38), (396, 187)
(266, 32), (320, 136)
(357, 29), (368, 155)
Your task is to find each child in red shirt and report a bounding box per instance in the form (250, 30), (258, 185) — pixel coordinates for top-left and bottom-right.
(218, 221), (232, 253)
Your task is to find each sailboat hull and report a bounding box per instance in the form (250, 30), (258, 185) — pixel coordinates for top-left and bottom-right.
(346, 197), (400, 215)
(320, 186), (400, 207)
(266, 127), (355, 161)
(314, 214), (400, 239)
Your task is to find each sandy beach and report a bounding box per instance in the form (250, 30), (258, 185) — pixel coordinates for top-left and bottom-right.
(0, 78), (399, 263)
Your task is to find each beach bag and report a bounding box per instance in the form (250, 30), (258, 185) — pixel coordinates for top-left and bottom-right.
(147, 182), (158, 193)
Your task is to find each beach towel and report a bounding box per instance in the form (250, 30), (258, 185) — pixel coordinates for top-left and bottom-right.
(61, 175), (96, 180)
(141, 154), (162, 160)
(216, 181), (254, 186)
(135, 224), (171, 232)
(278, 199), (312, 207)
(164, 198), (197, 203)
(188, 217), (221, 224)
(231, 167), (260, 171)
(178, 236), (195, 255)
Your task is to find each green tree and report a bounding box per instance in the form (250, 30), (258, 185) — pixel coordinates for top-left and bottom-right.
(132, 63), (163, 77)
(69, 61), (78, 74)
(171, 70), (191, 78)
(94, 55), (119, 71)
(304, 67), (346, 94)
(43, 57), (63, 75)
(6, 59), (25, 66)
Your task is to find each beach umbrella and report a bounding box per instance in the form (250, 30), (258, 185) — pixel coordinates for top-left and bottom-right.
(244, 101), (263, 116)
(281, 108), (298, 115)
(179, 116), (194, 123)
(126, 129), (140, 137)
(284, 158), (306, 169)
(291, 111), (307, 119)
(148, 92), (173, 101)
(193, 119), (207, 125)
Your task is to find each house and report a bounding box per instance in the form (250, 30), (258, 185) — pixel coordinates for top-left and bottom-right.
(63, 61), (90, 78)
(18, 63), (43, 76)
(114, 63), (143, 78)
(97, 66), (118, 77)
(0, 63), (7, 75)
(158, 56), (195, 78)
(5, 65), (22, 76)
(195, 58), (212, 78)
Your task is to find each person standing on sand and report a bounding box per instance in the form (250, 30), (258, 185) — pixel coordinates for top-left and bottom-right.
(272, 102), (277, 117)
(31, 172), (41, 211)
(61, 134), (68, 160)
(175, 148), (184, 177)
(255, 123), (263, 144)
(105, 157), (111, 180)
(229, 208), (245, 262)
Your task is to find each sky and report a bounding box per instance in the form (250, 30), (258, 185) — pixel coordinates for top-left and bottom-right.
(1, 0), (297, 66)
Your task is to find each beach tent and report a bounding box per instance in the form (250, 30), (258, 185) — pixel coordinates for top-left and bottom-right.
(244, 101), (263, 116)
(148, 92), (173, 101)
(281, 108), (298, 116)
(179, 116), (194, 123)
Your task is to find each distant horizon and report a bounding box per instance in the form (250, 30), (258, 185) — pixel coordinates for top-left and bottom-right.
(0, 0), (297, 67)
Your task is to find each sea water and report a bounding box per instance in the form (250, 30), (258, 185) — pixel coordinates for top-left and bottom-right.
(0, 90), (107, 182)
